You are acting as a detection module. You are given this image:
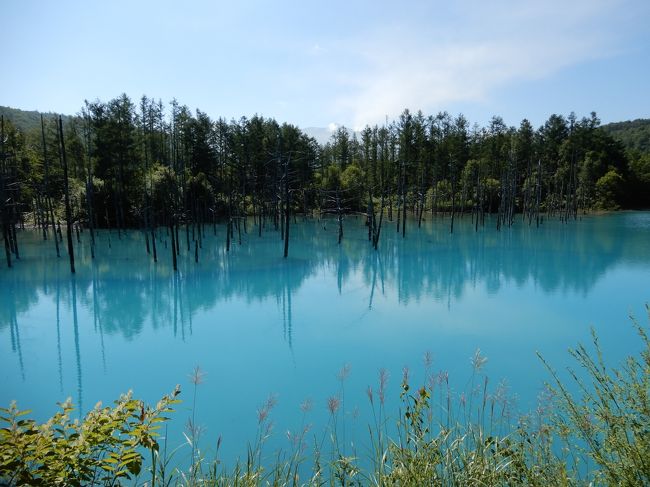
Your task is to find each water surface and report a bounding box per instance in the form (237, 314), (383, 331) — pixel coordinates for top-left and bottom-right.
(1, 212), (649, 466)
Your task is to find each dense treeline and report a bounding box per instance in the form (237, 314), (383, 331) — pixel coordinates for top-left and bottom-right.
(1, 94), (649, 268)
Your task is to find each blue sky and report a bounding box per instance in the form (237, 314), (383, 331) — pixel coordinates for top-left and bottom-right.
(2, 0), (649, 131)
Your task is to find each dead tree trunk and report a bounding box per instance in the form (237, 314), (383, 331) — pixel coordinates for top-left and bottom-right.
(83, 118), (95, 259)
(401, 162), (407, 238)
(1, 116), (10, 266)
(41, 116), (60, 258)
(337, 189), (343, 244)
(283, 155), (290, 258)
(170, 222), (178, 271)
(373, 190), (385, 250)
(58, 116), (75, 273)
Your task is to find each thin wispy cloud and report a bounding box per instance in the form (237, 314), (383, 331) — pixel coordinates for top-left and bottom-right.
(326, 0), (638, 128)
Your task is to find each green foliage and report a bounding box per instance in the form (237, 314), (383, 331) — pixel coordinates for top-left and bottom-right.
(340, 163), (365, 210)
(150, 165), (181, 217)
(595, 169), (624, 210)
(340, 163), (363, 192)
(318, 164), (341, 192)
(630, 152), (650, 185)
(0, 387), (180, 486)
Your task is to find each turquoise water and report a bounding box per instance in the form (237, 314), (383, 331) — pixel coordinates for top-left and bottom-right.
(1, 212), (649, 468)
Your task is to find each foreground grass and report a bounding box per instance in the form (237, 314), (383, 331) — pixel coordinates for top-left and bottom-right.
(1, 307), (649, 486)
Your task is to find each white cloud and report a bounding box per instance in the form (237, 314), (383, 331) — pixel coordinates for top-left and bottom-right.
(327, 0), (634, 129)
(327, 122), (338, 132)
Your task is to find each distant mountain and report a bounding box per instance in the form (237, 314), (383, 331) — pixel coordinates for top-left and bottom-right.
(0, 105), (74, 133)
(302, 125), (363, 145)
(302, 126), (337, 145)
(602, 119), (650, 153)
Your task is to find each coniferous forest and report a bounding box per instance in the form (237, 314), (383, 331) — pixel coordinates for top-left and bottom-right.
(1, 94), (650, 268)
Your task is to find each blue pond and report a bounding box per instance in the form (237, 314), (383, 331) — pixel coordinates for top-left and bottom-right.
(1, 212), (649, 467)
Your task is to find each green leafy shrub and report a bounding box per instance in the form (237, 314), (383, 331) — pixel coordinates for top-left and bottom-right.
(595, 168), (624, 209)
(0, 386), (180, 486)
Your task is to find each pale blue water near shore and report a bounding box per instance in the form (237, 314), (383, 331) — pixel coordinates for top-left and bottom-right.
(1, 212), (649, 469)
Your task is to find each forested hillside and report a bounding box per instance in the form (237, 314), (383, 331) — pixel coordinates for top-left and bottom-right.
(0, 106), (72, 133)
(2, 95), (650, 267)
(602, 119), (650, 153)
